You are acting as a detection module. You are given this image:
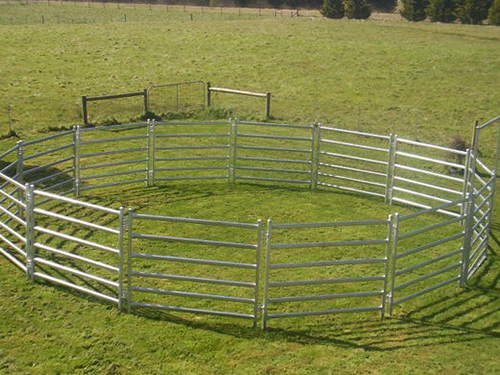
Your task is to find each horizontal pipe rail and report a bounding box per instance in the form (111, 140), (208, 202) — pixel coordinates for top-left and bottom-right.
(266, 306), (382, 319)
(0, 232), (26, 256)
(237, 145), (311, 153)
(80, 159), (148, 170)
(34, 208), (119, 234)
(130, 302), (254, 319)
(398, 216), (463, 240)
(396, 232), (463, 259)
(0, 245), (27, 272)
(239, 156), (311, 165)
(81, 169), (147, 181)
(156, 145), (229, 151)
(394, 263), (460, 291)
(392, 277), (459, 306)
(34, 272), (119, 304)
(272, 219), (388, 229)
(319, 172), (386, 188)
(397, 138), (467, 155)
(320, 151), (387, 165)
(155, 156), (228, 162)
(23, 130), (73, 146)
(238, 121), (312, 129)
(35, 257), (118, 288)
(23, 156), (74, 176)
(131, 286), (254, 304)
(269, 275), (384, 288)
(318, 182), (386, 198)
(237, 166), (310, 175)
(239, 133), (312, 141)
(81, 135), (147, 145)
(35, 226), (119, 254)
(396, 151), (464, 169)
(395, 249), (462, 276)
(270, 239), (387, 249)
(34, 242), (118, 272)
(268, 290), (383, 303)
(130, 233), (257, 249)
(81, 148), (147, 158)
(155, 133), (229, 138)
(131, 213), (259, 228)
(235, 176), (310, 184)
(34, 189), (119, 214)
(393, 176), (462, 196)
(23, 143), (73, 161)
(270, 257), (386, 269)
(321, 138), (388, 153)
(394, 164), (464, 183)
(80, 179), (147, 191)
(30, 168), (74, 185)
(320, 162), (386, 177)
(131, 252), (256, 269)
(131, 271), (255, 287)
(321, 126), (390, 139)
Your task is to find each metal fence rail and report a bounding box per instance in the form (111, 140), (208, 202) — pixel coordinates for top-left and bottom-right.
(127, 211), (263, 327)
(262, 218), (392, 329)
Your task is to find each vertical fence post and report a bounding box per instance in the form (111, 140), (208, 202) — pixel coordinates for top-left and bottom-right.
(82, 96), (88, 126)
(387, 212), (399, 317)
(126, 208), (134, 313)
(206, 82), (211, 108)
(16, 140), (24, 216)
(461, 149), (472, 218)
(253, 219), (263, 329)
(309, 123), (316, 189)
(262, 218), (272, 331)
(381, 214), (393, 319)
(151, 120), (156, 186)
(146, 119), (152, 187)
(74, 125), (81, 197)
(143, 88), (149, 114)
(118, 206), (125, 311)
(227, 118), (233, 184)
(389, 135), (398, 205)
(232, 119), (239, 184)
(310, 123), (321, 189)
(460, 193), (473, 286)
(385, 134), (394, 204)
(25, 184), (35, 281)
(265, 92), (271, 119)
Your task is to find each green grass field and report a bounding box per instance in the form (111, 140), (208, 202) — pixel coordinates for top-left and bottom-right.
(0, 3), (500, 374)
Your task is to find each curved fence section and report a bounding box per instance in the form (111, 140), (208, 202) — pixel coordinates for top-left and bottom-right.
(0, 116), (499, 330)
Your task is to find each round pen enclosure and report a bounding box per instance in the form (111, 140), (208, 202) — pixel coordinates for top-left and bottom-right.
(0, 116), (498, 330)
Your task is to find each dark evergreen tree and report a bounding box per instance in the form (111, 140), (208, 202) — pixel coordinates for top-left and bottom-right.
(369, 0), (397, 12)
(427, 0), (457, 22)
(490, 0), (500, 24)
(400, 0), (429, 20)
(345, 0), (371, 18)
(320, 0), (345, 18)
(456, 0), (491, 23)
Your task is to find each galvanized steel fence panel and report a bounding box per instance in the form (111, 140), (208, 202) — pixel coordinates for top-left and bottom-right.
(0, 172), (27, 273)
(234, 121), (315, 186)
(127, 211), (263, 327)
(262, 218), (392, 329)
(152, 120), (232, 183)
(388, 198), (467, 314)
(317, 126), (393, 200)
(390, 137), (468, 216)
(31, 189), (125, 308)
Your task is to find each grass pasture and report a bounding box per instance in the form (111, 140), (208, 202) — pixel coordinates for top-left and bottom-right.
(1, 3), (500, 374)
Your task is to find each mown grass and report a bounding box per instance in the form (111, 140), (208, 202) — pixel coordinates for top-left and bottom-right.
(1, 4), (500, 374)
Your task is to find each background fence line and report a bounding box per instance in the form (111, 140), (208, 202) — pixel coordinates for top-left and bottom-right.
(0, 117), (498, 329)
